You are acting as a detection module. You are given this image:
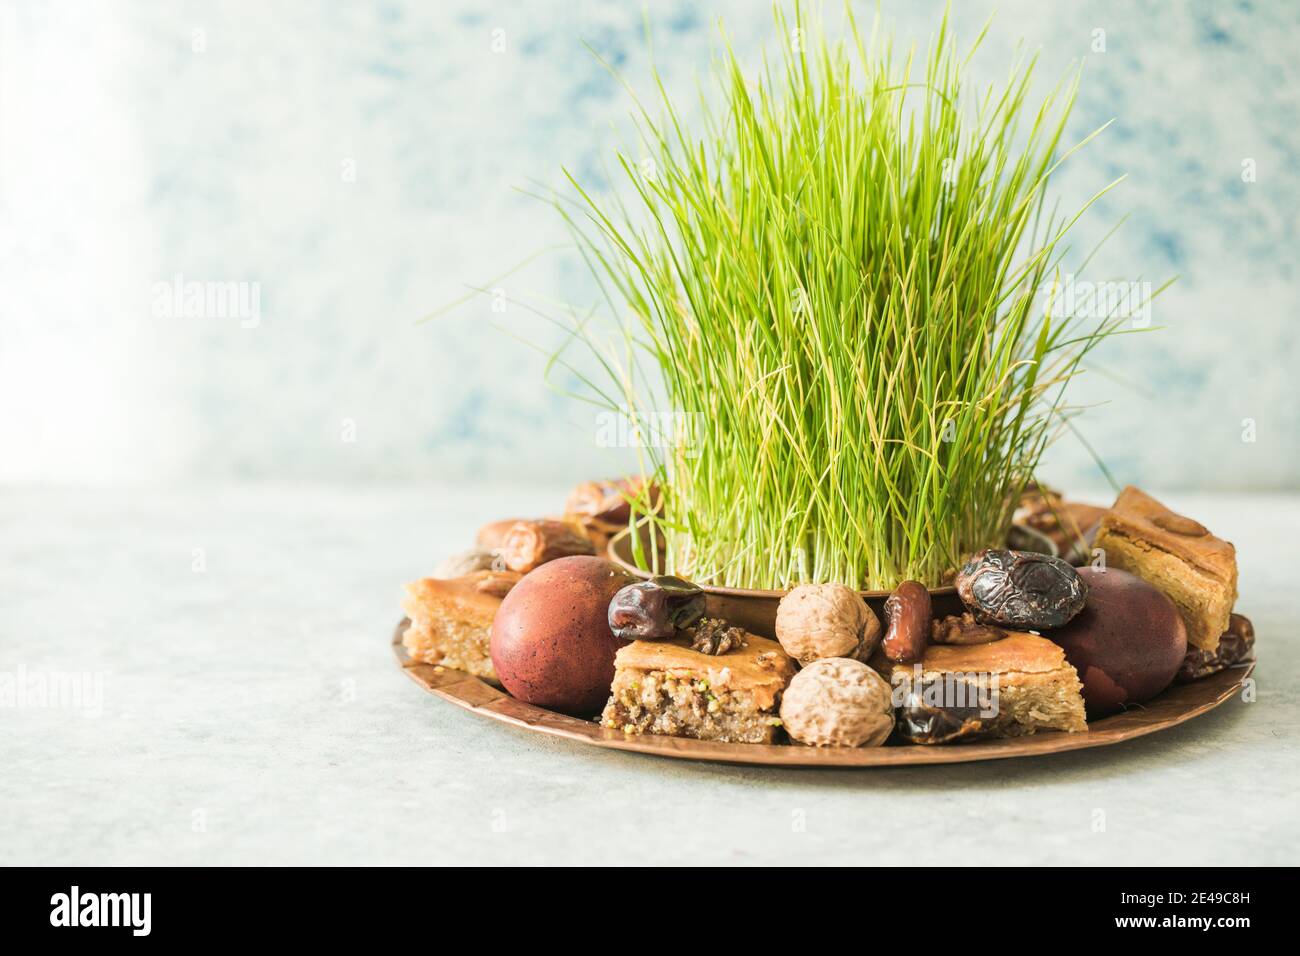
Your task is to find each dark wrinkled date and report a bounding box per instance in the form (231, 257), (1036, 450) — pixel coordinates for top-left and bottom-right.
(955, 549), (1087, 629)
(894, 681), (989, 744)
(1176, 613), (1255, 683)
(608, 576), (706, 641)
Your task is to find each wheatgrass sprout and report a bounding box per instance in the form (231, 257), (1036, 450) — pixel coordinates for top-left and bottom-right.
(547, 4), (1141, 590)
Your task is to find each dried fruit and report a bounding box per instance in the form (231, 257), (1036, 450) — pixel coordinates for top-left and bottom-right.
(688, 617), (747, 655)
(607, 576), (706, 641)
(1011, 488), (1107, 566)
(476, 519), (524, 551)
(779, 658), (894, 747)
(774, 583), (881, 664)
(500, 520), (596, 573)
(565, 476), (656, 525)
(1175, 612), (1255, 683)
(955, 549), (1087, 629)
(931, 612), (1007, 646)
(894, 680), (990, 744)
(1006, 522), (1060, 558)
(881, 580), (931, 663)
(563, 513), (620, 554)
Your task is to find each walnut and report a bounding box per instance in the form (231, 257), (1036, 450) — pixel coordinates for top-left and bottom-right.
(688, 617), (747, 655)
(774, 583), (881, 664)
(779, 658), (894, 747)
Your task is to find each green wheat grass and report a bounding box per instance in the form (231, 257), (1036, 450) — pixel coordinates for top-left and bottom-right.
(539, 3), (1155, 590)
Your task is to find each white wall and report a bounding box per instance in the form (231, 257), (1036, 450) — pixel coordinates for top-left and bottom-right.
(2, 0), (1296, 489)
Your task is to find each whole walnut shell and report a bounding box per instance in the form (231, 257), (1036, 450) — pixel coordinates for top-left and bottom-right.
(779, 658), (895, 747)
(775, 583), (881, 664)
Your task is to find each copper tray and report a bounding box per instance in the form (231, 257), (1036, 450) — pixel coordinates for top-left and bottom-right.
(392, 621), (1255, 767)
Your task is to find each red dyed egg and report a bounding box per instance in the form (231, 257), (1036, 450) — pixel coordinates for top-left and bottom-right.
(490, 556), (635, 715)
(1048, 566), (1187, 717)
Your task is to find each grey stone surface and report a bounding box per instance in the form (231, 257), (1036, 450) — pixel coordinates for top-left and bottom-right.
(1, 484), (1295, 865)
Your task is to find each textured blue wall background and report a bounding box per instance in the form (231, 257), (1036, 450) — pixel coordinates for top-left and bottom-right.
(1, 0), (1296, 489)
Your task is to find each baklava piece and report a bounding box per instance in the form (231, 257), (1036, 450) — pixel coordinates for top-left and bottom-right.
(875, 632), (1088, 743)
(601, 634), (797, 744)
(400, 569), (521, 683)
(1093, 486), (1237, 650)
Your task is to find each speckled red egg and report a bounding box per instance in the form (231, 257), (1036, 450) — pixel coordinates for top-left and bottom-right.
(1048, 566), (1187, 717)
(490, 556), (636, 715)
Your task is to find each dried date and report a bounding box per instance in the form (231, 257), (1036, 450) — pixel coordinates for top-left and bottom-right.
(955, 549), (1087, 629)
(564, 476), (655, 525)
(499, 520), (596, 573)
(608, 575), (706, 641)
(1175, 613), (1255, 682)
(893, 677), (991, 744)
(881, 581), (931, 663)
